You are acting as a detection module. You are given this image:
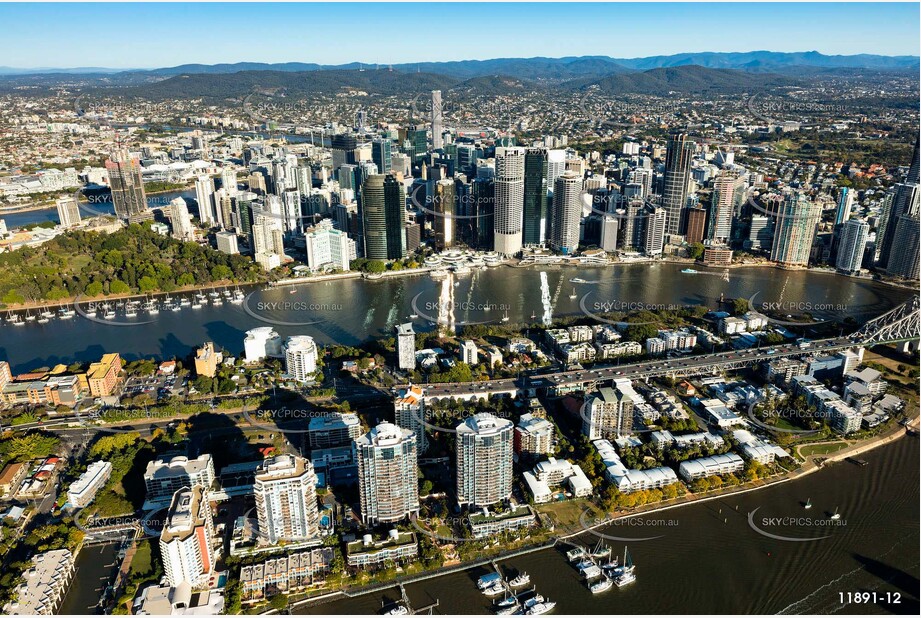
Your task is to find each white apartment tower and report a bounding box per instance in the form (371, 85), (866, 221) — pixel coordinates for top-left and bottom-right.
(455, 413), (514, 508)
(355, 423), (419, 524)
(284, 335), (318, 382)
(253, 455), (321, 544)
(160, 485), (215, 589)
(493, 147), (526, 255)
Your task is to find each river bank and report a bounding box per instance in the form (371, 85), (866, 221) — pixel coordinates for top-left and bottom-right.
(271, 420), (917, 615)
(291, 432), (918, 615)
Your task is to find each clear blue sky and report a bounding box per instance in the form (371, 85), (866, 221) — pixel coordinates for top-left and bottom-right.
(0, 2), (917, 69)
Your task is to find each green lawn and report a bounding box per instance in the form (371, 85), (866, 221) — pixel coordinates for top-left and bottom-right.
(800, 442), (848, 457)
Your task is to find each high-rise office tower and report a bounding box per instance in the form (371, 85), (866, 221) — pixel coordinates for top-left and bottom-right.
(457, 144), (479, 175)
(284, 335), (318, 383)
(194, 175), (216, 227)
(628, 167), (653, 198)
(643, 207), (667, 255)
(408, 125), (427, 163)
(908, 135), (920, 185)
(253, 455), (320, 544)
(106, 148), (151, 223)
(331, 133), (358, 173)
(361, 174), (406, 260)
(835, 219), (870, 274)
(771, 193), (822, 267)
(431, 178), (455, 250)
(431, 91), (443, 151)
(662, 132), (694, 236)
(878, 183), (920, 270)
(546, 149), (566, 197)
(888, 213), (920, 279)
(160, 485), (215, 588)
(685, 206), (707, 244)
(709, 172), (743, 242)
(549, 171), (583, 254)
(355, 422), (419, 525)
(247, 171), (267, 195)
(523, 148), (548, 246)
(469, 178), (495, 249)
(56, 196), (81, 228)
(599, 215), (619, 252)
(747, 215), (774, 251)
(221, 167), (239, 195)
(455, 413), (514, 508)
(836, 187), (854, 225)
(620, 198), (646, 251)
(493, 147), (526, 255)
(168, 197), (195, 241)
(371, 139), (392, 175)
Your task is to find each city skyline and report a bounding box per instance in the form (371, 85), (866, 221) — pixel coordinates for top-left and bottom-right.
(0, 2), (918, 70)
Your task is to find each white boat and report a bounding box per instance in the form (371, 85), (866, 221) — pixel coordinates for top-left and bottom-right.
(590, 541), (611, 560)
(496, 604), (519, 615)
(606, 546), (635, 577)
(144, 298), (159, 314)
(10, 314), (24, 326)
(211, 296), (223, 306)
(104, 307), (116, 319)
(385, 605), (409, 615)
(125, 303), (138, 318)
(501, 311), (510, 323)
(58, 307), (75, 319)
(222, 289), (232, 298)
(508, 573), (530, 588)
(37, 314), (50, 324)
(570, 277), (586, 283)
(478, 572), (503, 590)
(589, 576), (613, 594)
(521, 595), (544, 611)
(568, 288), (577, 299)
(483, 581), (507, 597)
(231, 289), (244, 304)
(24, 311), (37, 322)
(526, 600), (556, 615)
(804, 498), (812, 509)
(565, 547), (585, 562)
(408, 313), (419, 319)
(191, 298), (203, 308)
(40, 309), (55, 320)
(830, 507), (841, 520)
(614, 571), (636, 587)
(496, 592), (520, 608)
(576, 560), (602, 579)
(170, 302), (182, 312)
(180, 296), (191, 306)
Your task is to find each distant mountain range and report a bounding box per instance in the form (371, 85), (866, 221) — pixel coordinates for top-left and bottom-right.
(1, 50), (917, 79)
(108, 65), (796, 101)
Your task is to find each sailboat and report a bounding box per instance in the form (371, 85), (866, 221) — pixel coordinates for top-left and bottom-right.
(501, 310), (510, 323)
(611, 546), (636, 587)
(569, 287), (577, 299)
(830, 507), (841, 520)
(804, 498), (812, 509)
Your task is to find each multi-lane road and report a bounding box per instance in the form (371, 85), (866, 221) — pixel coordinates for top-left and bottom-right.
(417, 335), (865, 399)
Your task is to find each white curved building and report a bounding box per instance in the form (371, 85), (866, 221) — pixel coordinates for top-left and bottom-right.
(284, 335), (318, 382)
